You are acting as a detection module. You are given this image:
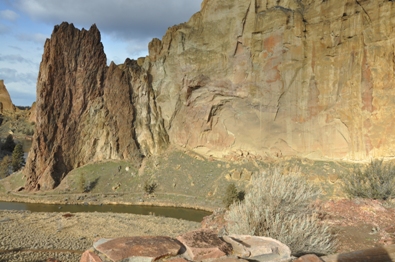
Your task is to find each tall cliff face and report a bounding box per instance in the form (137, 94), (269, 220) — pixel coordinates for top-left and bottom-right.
(148, 0), (395, 161)
(25, 23), (168, 190)
(26, 0), (395, 189)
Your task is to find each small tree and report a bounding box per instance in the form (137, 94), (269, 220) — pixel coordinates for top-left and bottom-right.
(1, 134), (16, 152)
(0, 155), (11, 178)
(11, 144), (24, 172)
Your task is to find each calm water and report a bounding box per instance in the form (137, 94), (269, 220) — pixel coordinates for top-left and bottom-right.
(0, 201), (211, 222)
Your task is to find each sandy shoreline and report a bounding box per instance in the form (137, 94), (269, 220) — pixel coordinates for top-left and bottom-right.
(0, 210), (201, 262)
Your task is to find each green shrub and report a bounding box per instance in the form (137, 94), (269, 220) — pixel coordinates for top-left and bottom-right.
(223, 183), (244, 208)
(225, 168), (336, 256)
(0, 155), (11, 178)
(342, 159), (395, 200)
(1, 134), (16, 152)
(11, 144), (24, 172)
(144, 180), (158, 194)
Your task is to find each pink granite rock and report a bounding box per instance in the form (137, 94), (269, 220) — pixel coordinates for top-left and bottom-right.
(80, 250), (103, 262)
(223, 235), (291, 261)
(94, 236), (182, 262)
(177, 229), (232, 260)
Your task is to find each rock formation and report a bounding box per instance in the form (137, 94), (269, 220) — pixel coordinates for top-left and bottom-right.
(148, 0), (395, 161)
(24, 23), (168, 190)
(0, 80), (15, 115)
(26, 0), (395, 189)
(28, 102), (36, 123)
(80, 230), (292, 262)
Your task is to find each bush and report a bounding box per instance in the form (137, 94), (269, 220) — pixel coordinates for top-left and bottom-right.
(11, 144), (24, 172)
(223, 183), (244, 208)
(144, 180), (158, 194)
(225, 168), (336, 256)
(1, 134), (16, 152)
(342, 159), (395, 200)
(0, 155), (11, 178)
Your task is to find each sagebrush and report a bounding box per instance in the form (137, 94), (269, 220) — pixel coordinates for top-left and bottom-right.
(342, 159), (395, 200)
(144, 180), (158, 194)
(223, 183), (244, 208)
(225, 168), (336, 256)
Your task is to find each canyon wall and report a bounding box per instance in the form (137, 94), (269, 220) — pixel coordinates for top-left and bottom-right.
(148, 0), (395, 161)
(25, 0), (395, 189)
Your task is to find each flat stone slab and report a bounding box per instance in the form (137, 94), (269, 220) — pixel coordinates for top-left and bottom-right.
(177, 229), (232, 260)
(94, 236), (183, 262)
(222, 235), (291, 261)
(80, 250), (103, 262)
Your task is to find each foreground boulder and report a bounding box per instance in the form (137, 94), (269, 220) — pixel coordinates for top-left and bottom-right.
(81, 231), (293, 262)
(223, 235), (292, 261)
(176, 229), (232, 260)
(92, 236), (182, 261)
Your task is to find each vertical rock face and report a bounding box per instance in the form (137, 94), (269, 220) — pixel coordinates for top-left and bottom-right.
(26, 0), (395, 189)
(25, 23), (168, 190)
(28, 102), (36, 123)
(148, 0), (395, 161)
(0, 80), (15, 115)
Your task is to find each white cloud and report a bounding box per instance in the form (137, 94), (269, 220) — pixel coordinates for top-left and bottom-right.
(0, 23), (10, 34)
(0, 54), (33, 64)
(0, 68), (37, 86)
(8, 45), (23, 51)
(0, 9), (19, 21)
(15, 0), (202, 40)
(0, 68), (37, 105)
(16, 32), (48, 45)
(126, 38), (152, 58)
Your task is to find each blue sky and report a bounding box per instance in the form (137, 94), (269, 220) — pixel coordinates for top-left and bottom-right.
(0, 0), (201, 106)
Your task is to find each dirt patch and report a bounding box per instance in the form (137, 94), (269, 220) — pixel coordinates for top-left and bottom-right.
(0, 210), (200, 262)
(320, 199), (395, 253)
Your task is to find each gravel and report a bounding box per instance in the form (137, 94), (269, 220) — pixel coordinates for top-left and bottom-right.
(0, 210), (200, 262)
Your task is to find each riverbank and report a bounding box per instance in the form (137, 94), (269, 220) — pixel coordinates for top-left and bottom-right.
(0, 210), (200, 262)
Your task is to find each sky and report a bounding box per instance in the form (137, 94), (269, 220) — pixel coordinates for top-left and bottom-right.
(0, 0), (202, 106)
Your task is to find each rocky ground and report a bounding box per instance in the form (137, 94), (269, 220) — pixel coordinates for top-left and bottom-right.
(1, 198), (394, 262)
(320, 199), (395, 253)
(0, 143), (394, 261)
(0, 210), (200, 262)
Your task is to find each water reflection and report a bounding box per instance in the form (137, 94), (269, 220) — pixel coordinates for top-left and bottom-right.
(0, 201), (211, 222)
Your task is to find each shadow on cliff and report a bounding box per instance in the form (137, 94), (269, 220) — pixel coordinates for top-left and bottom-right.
(84, 177), (100, 193)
